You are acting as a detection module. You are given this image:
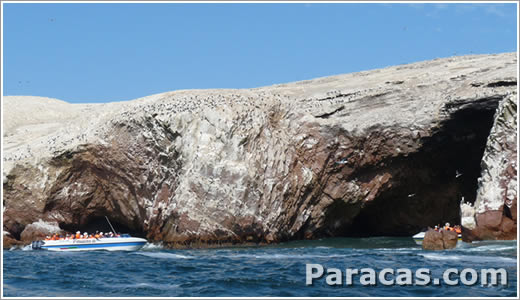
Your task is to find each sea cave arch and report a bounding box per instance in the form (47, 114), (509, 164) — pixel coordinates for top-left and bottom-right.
(339, 96), (501, 237)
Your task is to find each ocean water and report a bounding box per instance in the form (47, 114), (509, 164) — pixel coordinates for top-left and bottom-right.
(3, 237), (517, 297)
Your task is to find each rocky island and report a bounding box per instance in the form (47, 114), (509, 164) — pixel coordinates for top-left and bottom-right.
(3, 52), (517, 249)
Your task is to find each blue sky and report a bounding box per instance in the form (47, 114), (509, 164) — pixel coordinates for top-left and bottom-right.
(2, 2), (517, 103)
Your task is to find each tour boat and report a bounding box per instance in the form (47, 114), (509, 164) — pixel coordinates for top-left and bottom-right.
(31, 234), (147, 251)
(412, 231), (462, 245)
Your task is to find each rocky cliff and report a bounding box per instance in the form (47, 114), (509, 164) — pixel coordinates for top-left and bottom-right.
(461, 92), (517, 240)
(2, 53), (517, 248)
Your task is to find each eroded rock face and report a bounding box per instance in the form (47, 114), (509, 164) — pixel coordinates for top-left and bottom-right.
(462, 93), (517, 240)
(2, 53), (517, 247)
(20, 219), (63, 242)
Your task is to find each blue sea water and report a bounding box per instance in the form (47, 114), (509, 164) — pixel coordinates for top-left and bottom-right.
(3, 237), (517, 297)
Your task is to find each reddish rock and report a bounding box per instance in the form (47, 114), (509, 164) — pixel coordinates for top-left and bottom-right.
(3, 234), (24, 249)
(476, 210), (503, 231)
(510, 201), (517, 222)
(422, 230), (444, 250)
(465, 94), (517, 241)
(467, 210), (516, 240)
(441, 230), (458, 249)
(423, 229), (458, 250)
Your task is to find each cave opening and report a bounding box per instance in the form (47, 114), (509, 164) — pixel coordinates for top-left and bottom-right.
(342, 98), (501, 237)
(59, 216), (146, 238)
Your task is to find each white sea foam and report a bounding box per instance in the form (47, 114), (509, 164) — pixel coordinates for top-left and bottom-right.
(99, 281), (180, 290)
(134, 282), (180, 290)
(141, 242), (164, 251)
(21, 245), (33, 251)
(133, 252), (193, 259)
(6, 244), (34, 251)
(375, 247), (421, 251)
(419, 253), (516, 264)
(226, 253), (347, 259)
(7, 244), (34, 251)
(459, 245), (517, 252)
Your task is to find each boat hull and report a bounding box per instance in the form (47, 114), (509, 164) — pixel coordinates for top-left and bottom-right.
(33, 237), (147, 251)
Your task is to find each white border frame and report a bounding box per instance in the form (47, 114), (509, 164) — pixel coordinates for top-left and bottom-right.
(1, 1), (518, 299)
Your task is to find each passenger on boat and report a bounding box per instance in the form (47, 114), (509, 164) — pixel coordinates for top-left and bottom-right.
(444, 222), (451, 230)
(441, 223), (462, 233)
(454, 225), (462, 234)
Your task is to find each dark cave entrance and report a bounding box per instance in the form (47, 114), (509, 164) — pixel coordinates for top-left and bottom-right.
(59, 216), (146, 237)
(343, 97), (501, 237)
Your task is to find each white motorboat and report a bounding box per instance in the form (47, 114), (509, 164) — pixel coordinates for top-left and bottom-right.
(31, 234), (147, 251)
(412, 231), (462, 245)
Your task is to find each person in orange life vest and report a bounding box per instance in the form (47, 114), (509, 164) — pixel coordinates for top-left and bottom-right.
(454, 225), (462, 234)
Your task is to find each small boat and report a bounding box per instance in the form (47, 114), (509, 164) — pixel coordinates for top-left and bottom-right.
(31, 234), (147, 251)
(412, 231), (462, 245)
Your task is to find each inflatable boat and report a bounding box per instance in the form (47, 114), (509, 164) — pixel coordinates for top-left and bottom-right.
(412, 231), (462, 245)
(31, 234), (147, 251)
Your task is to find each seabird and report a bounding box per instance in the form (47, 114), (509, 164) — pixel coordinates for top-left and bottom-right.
(408, 193), (416, 198)
(336, 158), (348, 164)
(455, 170), (463, 178)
